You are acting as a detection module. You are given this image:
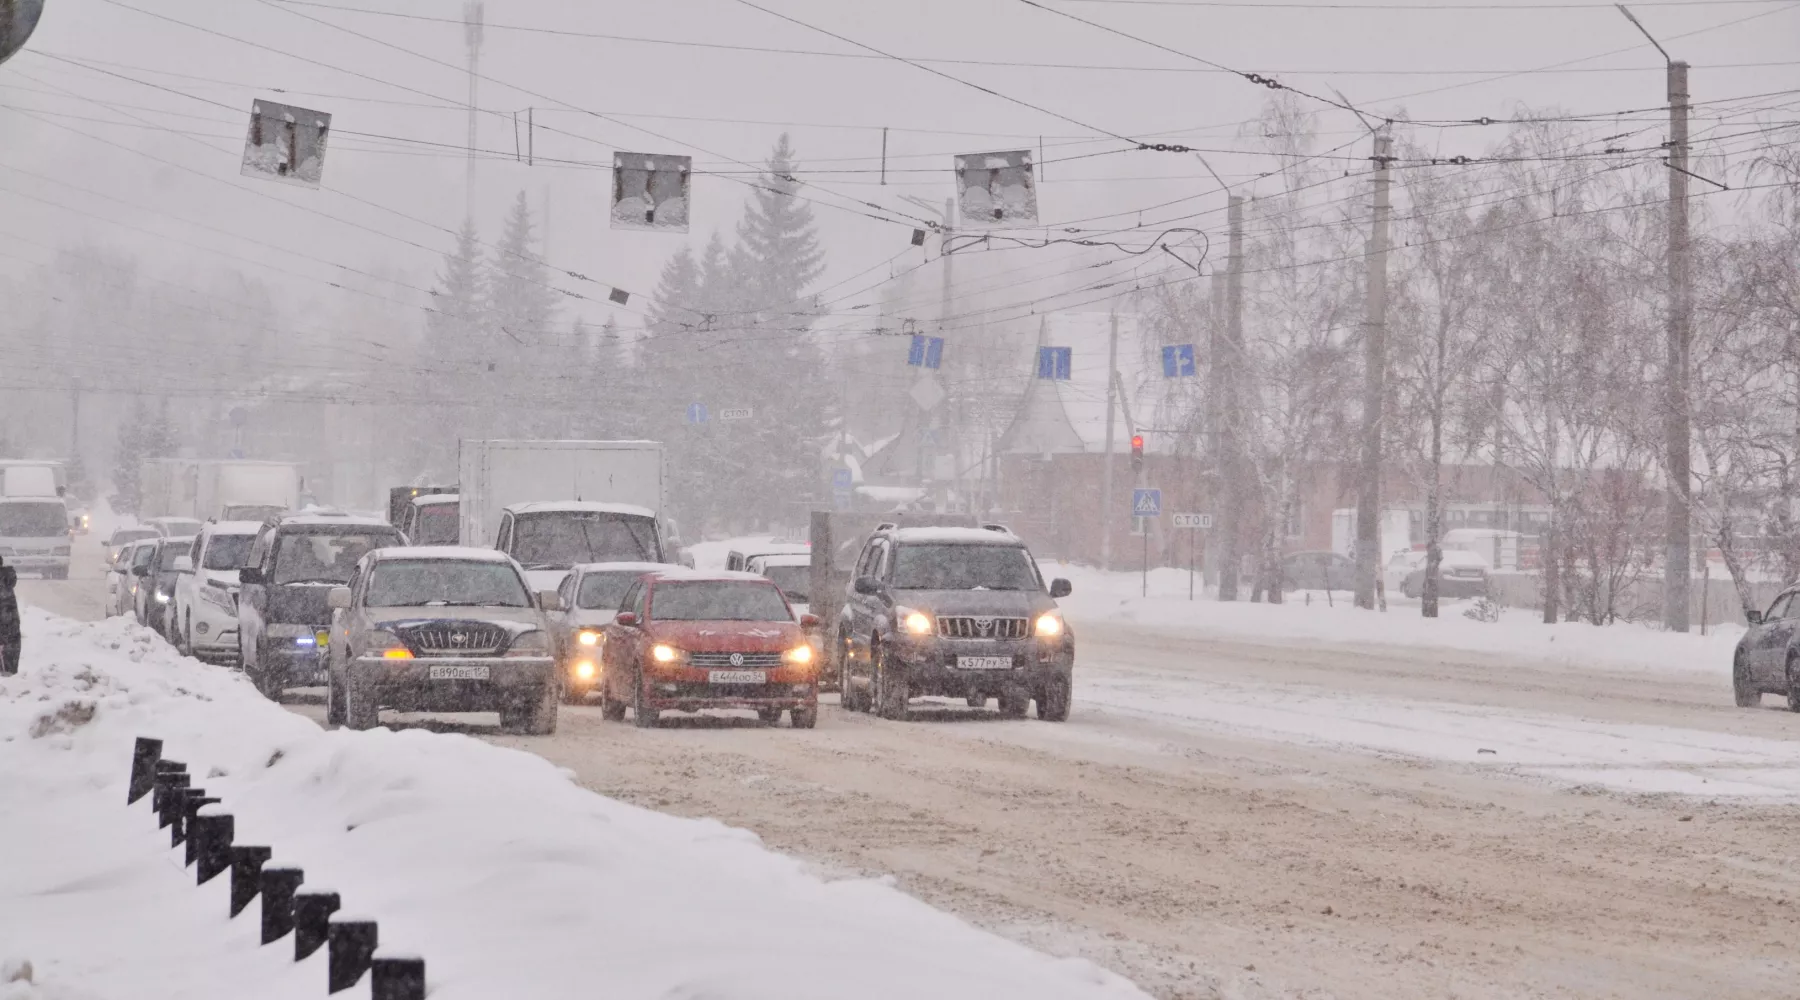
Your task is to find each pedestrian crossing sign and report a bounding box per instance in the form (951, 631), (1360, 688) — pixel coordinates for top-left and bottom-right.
(1132, 488), (1162, 517)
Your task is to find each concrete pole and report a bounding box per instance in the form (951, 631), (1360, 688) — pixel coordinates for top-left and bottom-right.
(1100, 311), (1120, 571)
(1216, 196), (1246, 601)
(1664, 60), (1692, 632)
(1353, 131), (1394, 610)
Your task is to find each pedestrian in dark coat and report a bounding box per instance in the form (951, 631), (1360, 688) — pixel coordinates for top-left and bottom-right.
(0, 557), (19, 675)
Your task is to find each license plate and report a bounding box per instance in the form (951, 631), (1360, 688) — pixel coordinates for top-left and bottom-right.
(314, 631), (330, 648)
(709, 670), (766, 685)
(428, 665), (490, 681)
(957, 656), (1013, 671)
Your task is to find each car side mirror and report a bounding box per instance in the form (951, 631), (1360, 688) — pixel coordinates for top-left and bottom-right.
(1049, 578), (1072, 599)
(799, 613), (820, 629)
(327, 586), (352, 610)
(538, 591), (563, 612)
(853, 576), (880, 595)
(238, 567), (264, 585)
(173, 556), (193, 574)
(1747, 609), (1764, 625)
(614, 611), (638, 627)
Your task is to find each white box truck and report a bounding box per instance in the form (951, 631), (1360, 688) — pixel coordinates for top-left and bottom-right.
(0, 461), (72, 579)
(458, 440), (669, 591)
(141, 459), (301, 522)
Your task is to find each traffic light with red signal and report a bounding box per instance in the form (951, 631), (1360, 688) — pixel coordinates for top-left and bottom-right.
(1130, 434), (1145, 474)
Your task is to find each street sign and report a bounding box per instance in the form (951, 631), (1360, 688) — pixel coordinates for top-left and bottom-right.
(686, 402), (708, 425)
(241, 100), (332, 189)
(909, 375), (946, 411)
(1036, 346), (1072, 380)
(907, 335), (944, 370)
(1161, 344), (1197, 378)
(1172, 513), (1212, 529)
(832, 489), (853, 511)
(832, 468), (853, 491)
(1132, 488), (1162, 517)
(718, 407), (753, 421)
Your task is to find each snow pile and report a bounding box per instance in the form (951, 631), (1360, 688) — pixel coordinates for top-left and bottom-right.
(0, 609), (1149, 1000)
(1051, 563), (1739, 677)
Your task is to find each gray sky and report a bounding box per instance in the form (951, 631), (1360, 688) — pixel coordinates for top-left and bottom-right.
(1, 0), (1795, 335)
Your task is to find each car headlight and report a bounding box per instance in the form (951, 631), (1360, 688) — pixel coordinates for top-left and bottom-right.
(362, 629), (406, 654)
(896, 607), (933, 635)
(651, 643), (681, 664)
(154, 591), (171, 603)
(574, 660), (597, 680)
(506, 630), (550, 656)
(577, 629), (602, 647)
(784, 644), (813, 665)
(1034, 613), (1063, 637)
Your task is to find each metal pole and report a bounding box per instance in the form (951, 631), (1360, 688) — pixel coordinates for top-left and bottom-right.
(1664, 59), (1692, 632)
(1189, 527), (1195, 600)
(1100, 311), (1120, 571)
(1142, 526), (1148, 598)
(1354, 131), (1394, 610)
(1216, 196), (1245, 601)
(463, 2), (484, 225)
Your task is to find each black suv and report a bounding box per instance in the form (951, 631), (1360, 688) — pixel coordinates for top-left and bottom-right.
(836, 524), (1074, 721)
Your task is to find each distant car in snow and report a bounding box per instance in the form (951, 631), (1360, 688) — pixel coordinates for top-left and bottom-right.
(108, 538), (156, 617)
(1734, 589), (1800, 710)
(143, 516), (204, 539)
(1278, 551), (1355, 593)
(105, 526), (158, 568)
(1398, 549), (1490, 600)
(134, 535), (195, 637)
(172, 520), (262, 663)
(549, 561), (667, 704)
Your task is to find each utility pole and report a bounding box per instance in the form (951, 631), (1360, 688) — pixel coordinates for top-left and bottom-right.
(1353, 131), (1394, 610)
(462, 1), (485, 225)
(1203, 264), (1226, 587)
(1100, 311), (1120, 571)
(1216, 196), (1246, 601)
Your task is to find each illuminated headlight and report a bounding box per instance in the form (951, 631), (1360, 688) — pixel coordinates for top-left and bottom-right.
(1034, 613), (1063, 637)
(651, 643), (681, 664)
(784, 645), (813, 665)
(574, 660), (596, 680)
(361, 629), (406, 654)
(154, 591), (170, 604)
(506, 630), (550, 656)
(577, 630), (602, 647)
(294, 633), (315, 647)
(896, 607), (933, 635)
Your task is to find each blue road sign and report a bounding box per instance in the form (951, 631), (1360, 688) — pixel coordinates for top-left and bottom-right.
(832, 489), (853, 511)
(907, 335), (945, 369)
(686, 402), (708, 425)
(1037, 346), (1072, 380)
(1132, 488), (1163, 517)
(832, 468), (853, 491)
(1161, 344), (1197, 378)
(227, 448), (245, 460)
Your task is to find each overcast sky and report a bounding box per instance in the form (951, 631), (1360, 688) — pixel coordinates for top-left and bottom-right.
(1, 0), (1794, 336)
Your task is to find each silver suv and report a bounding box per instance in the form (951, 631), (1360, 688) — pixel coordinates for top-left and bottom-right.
(325, 546), (561, 734)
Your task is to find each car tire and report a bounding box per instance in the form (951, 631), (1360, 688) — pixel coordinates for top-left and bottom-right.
(998, 689), (1029, 718)
(873, 644), (908, 721)
(966, 693), (988, 709)
(757, 708), (784, 725)
(1036, 675), (1072, 722)
(178, 612), (193, 658)
(791, 705), (818, 729)
(1786, 659), (1800, 714)
(599, 683), (628, 722)
(632, 670), (659, 729)
(1734, 654), (1760, 708)
(840, 636), (871, 713)
(506, 684), (558, 736)
(325, 670), (347, 727)
(343, 676), (378, 730)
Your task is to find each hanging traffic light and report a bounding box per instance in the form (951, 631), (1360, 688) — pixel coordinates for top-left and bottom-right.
(1130, 434), (1145, 474)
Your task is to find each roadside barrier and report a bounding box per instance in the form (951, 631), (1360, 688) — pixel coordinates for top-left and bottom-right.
(128, 736), (428, 999)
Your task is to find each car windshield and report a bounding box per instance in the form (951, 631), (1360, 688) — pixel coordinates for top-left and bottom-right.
(158, 542), (192, 571)
(650, 581), (791, 621)
(364, 559), (530, 608)
(109, 528), (157, 546)
(203, 534), (255, 570)
(271, 530), (395, 585)
(0, 502), (69, 537)
(890, 544), (1040, 591)
(412, 505), (459, 545)
(761, 565), (809, 604)
(131, 545), (156, 568)
(511, 512), (658, 570)
(577, 570), (644, 610)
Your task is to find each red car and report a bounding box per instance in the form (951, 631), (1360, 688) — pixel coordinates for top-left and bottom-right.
(599, 571), (820, 728)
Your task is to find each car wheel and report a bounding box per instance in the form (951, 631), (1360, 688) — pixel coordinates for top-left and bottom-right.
(507, 684), (558, 736)
(632, 670), (659, 729)
(966, 693), (988, 709)
(1734, 653), (1760, 708)
(997, 689), (1029, 718)
(600, 693), (627, 722)
(343, 676), (378, 730)
(791, 705), (818, 729)
(757, 707), (784, 725)
(325, 670), (347, 727)
(873, 643), (908, 721)
(839, 635), (871, 713)
(1036, 675), (1072, 722)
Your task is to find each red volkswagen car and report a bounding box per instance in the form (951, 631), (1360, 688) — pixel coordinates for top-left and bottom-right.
(599, 570), (820, 728)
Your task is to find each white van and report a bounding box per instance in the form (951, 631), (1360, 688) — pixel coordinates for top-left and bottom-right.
(0, 496), (73, 578)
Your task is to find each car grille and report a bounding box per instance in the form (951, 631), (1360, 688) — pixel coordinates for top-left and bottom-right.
(689, 652), (784, 668)
(398, 623), (509, 656)
(936, 616), (1029, 640)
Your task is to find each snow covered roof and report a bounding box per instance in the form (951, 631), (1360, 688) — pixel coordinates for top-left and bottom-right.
(410, 493), (459, 506)
(751, 554), (811, 568)
(506, 501), (657, 519)
(207, 520), (266, 536)
(886, 526), (1024, 546)
(999, 312), (1192, 457)
(370, 546), (513, 563)
(277, 510), (395, 529)
(571, 561), (669, 575)
(644, 568), (779, 584)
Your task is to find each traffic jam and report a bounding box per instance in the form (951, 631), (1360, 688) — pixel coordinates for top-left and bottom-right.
(85, 440), (1077, 734)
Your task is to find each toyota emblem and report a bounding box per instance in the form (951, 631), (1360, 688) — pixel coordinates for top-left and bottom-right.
(974, 617), (995, 635)
(450, 632), (468, 646)
(729, 652), (744, 667)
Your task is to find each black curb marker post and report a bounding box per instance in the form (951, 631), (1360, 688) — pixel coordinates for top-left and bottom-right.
(129, 737), (163, 803)
(260, 866), (304, 944)
(194, 812), (234, 884)
(149, 760), (184, 815)
(370, 956), (425, 1000)
(156, 773), (190, 829)
(294, 891), (341, 960)
(327, 919), (378, 994)
(230, 846), (273, 917)
(177, 791), (218, 857)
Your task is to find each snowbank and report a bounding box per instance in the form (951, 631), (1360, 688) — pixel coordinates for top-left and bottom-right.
(0, 609), (1149, 1000)
(1051, 563), (1739, 678)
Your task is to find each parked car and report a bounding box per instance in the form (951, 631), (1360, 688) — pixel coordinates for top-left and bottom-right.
(172, 520), (261, 662)
(1278, 550), (1356, 592)
(599, 570), (820, 728)
(1399, 549), (1490, 599)
(143, 516), (204, 539)
(837, 524), (1074, 722)
(746, 553), (812, 618)
(725, 541), (809, 573)
(221, 503), (289, 523)
(237, 510), (406, 700)
(105, 526), (158, 568)
(108, 538), (157, 616)
(133, 535), (195, 636)
(325, 546), (560, 734)
(1384, 550), (1426, 596)
(399, 493), (460, 545)
(1734, 588), (1800, 709)
(549, 561), (665, 704)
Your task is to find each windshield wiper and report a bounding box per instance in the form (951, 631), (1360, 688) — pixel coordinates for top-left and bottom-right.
(524, 563), (570, 571)
(279, 577), (347, 585)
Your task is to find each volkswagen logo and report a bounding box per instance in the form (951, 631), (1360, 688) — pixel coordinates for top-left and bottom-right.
(729, 652), (745, 667)
(450, 632), (468, 646)
(974, 617), (995, 635)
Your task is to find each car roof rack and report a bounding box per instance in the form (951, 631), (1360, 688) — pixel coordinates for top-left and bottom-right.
(980, 523), (1012, 534)
(873, 522), (898, 532)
